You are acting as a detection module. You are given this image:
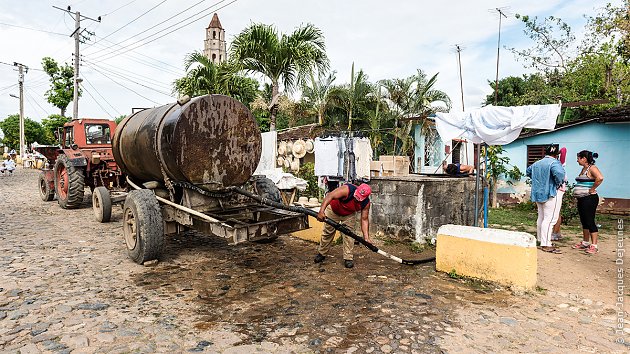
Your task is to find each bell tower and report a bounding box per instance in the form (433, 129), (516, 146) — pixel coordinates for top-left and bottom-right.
(203, 13), (227, 64)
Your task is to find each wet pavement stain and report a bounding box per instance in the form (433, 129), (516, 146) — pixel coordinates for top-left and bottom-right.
(132, 229), (512, 352)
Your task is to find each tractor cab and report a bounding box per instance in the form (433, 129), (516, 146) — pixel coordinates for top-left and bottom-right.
(58, 119), (116, 149)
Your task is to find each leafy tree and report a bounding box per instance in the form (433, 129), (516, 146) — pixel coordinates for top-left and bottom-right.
(41, 114), (70, 144)
(0, 114), (48, 149)
(114, 115), (126, 124)
(484, 145), (523, 208)
(379, 70), (451, 155)
(173, 51), (259, 107)
(230, 23), (329, 131)
(328, 63), (375, 130)
(42, 57), (79, 116)
(301, 70), (336, 125)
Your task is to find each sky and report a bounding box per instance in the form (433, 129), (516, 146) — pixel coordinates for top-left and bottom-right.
(0, 0), (621, 123)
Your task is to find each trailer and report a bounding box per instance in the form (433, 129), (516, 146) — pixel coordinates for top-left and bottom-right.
(98, 95), (309, 264)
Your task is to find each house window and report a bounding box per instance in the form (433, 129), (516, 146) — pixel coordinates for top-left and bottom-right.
(213, 31), (216, 39)
(526, 144), (558, 166)
(212, 54), (216, 61)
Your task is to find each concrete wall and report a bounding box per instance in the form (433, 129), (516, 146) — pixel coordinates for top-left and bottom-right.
(369, 175), (480, 242)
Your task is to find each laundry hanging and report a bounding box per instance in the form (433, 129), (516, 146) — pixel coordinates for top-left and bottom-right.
(314, 137), (343, 176)
(434, 104), (561, 145)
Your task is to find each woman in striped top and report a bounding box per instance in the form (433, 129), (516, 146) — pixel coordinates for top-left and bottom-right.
(572, 150), (604, 254)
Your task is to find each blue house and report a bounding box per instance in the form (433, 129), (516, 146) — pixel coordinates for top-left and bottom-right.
(497, 106), (630, 213)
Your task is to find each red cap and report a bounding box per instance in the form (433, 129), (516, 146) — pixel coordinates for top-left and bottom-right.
(354, 183), (372, 201)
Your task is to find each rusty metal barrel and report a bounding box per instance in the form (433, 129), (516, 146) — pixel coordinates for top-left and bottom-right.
(112, 94), (261, 191)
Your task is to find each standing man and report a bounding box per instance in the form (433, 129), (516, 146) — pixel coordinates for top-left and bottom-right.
(526, 145), (565, 254)
(314, 183), (372, 268)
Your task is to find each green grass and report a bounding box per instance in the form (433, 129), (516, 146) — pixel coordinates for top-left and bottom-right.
(488, 205), (628, 240)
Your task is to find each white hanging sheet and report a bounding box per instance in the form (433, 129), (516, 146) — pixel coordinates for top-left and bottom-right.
(253, 131), (277, 175)
(434, 104), (560, 145)
(314, 137), (344, 176)
(353, 137), (373, 180)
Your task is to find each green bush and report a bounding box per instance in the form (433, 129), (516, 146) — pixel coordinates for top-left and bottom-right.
(560, 183), (579, 225)
(296, 162), (322, 198)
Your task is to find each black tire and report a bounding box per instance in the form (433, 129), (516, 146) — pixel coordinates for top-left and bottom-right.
(253, 177), (282, 243)
(54, 155), (85, 209)
(254, 177), (282, 203)
(38, 172), (55, 202)
(93, 186), (112, 223)
(123, 189), (164, 264)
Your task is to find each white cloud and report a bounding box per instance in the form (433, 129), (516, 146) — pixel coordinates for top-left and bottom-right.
(0, 0), (622, 122)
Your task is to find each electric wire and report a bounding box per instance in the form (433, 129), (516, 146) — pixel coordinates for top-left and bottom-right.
(84, 61), (173, 97)
(85, 0), (208, 57)
(88, 0), (168, 47)
(86, 38), (184, 75)
(80, 82), (115, 119)
(83, 58), (173, 92)
(89, 0), (237, 61)
(24, 91), (48, 118)
(84, 63), (162, 105)
(0, 22), (67, 36)
(24, 89), (50, 115)
(82, 74), (123, 116)
(101, 0), (139, 17)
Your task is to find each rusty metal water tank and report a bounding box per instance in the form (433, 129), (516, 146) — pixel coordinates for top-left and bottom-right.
(112, 94), (262, 190)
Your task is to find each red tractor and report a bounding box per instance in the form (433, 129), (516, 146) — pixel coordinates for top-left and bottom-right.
(36, 118), (125, 221)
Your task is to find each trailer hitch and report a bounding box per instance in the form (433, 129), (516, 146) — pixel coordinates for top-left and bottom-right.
(228, 187), (436, 266)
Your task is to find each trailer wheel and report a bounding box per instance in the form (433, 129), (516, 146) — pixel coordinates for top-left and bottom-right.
(38, 172), (55, 202)
(92, 186), (112, 223)
(254, 177), (282, 243)
(254, 177), (282, 203)
(123, 189), (164, 264)
(54, 154), (85, 209)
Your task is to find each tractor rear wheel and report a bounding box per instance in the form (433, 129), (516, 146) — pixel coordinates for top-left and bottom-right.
(38, 172), (55, 202)
(123, 189), (164, 264)
(92, 186), (112, 223)
(54, 155), (85, 209)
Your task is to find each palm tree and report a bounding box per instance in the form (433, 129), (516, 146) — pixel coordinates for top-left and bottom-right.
(230, 23), (329, 131)
(379, 70), (451, 155)
(301, 70), (336, 125)
(329, 63), (374, 130)
(173, 51), (259, 107)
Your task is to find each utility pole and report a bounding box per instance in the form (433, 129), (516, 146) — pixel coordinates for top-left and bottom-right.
(455, 44), (465, 112)
(53, 5), (101, 120)
(13, 62), (27, 157)
(493, 7), (508, 105)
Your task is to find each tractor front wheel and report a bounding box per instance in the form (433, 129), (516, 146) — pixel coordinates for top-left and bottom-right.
(92, 186), (112, 223)
(38, 172), (55, 202)
(54, 155), (85, 209)
(123, 189), (164, 264)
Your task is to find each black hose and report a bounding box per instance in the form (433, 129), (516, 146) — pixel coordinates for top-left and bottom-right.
(228, 187), (435, 266)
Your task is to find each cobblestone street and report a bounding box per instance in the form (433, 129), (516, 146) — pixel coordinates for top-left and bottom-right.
(1, 168), (629, 353)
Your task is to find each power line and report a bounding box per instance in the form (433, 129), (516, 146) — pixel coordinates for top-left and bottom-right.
(24, 90), (49, 118)
(0, 22), (67, 36)
(80, 82), (115, 119)
(102, 0), (140, 17)
(84, 61), (173, 97)
(89, 0), (168, 47)
(89, 0), (237, 61)
(24, 89), (50, 114)
(86, 0), (208, 57)
(82, 74), (123, 116)
(83, 58), (173, 91)
(85, 62), (162, 105)
(85, 40), (184, 76)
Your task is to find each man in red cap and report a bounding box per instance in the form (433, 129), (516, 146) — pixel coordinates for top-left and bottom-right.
(314, 183), (372, 268)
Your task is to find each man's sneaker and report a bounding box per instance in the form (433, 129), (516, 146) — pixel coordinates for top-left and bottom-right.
(344, 260), (354, 269)
(572, 242), (589, 250)
(314, 253), (326, 263)
(585, 245), (599, 254)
